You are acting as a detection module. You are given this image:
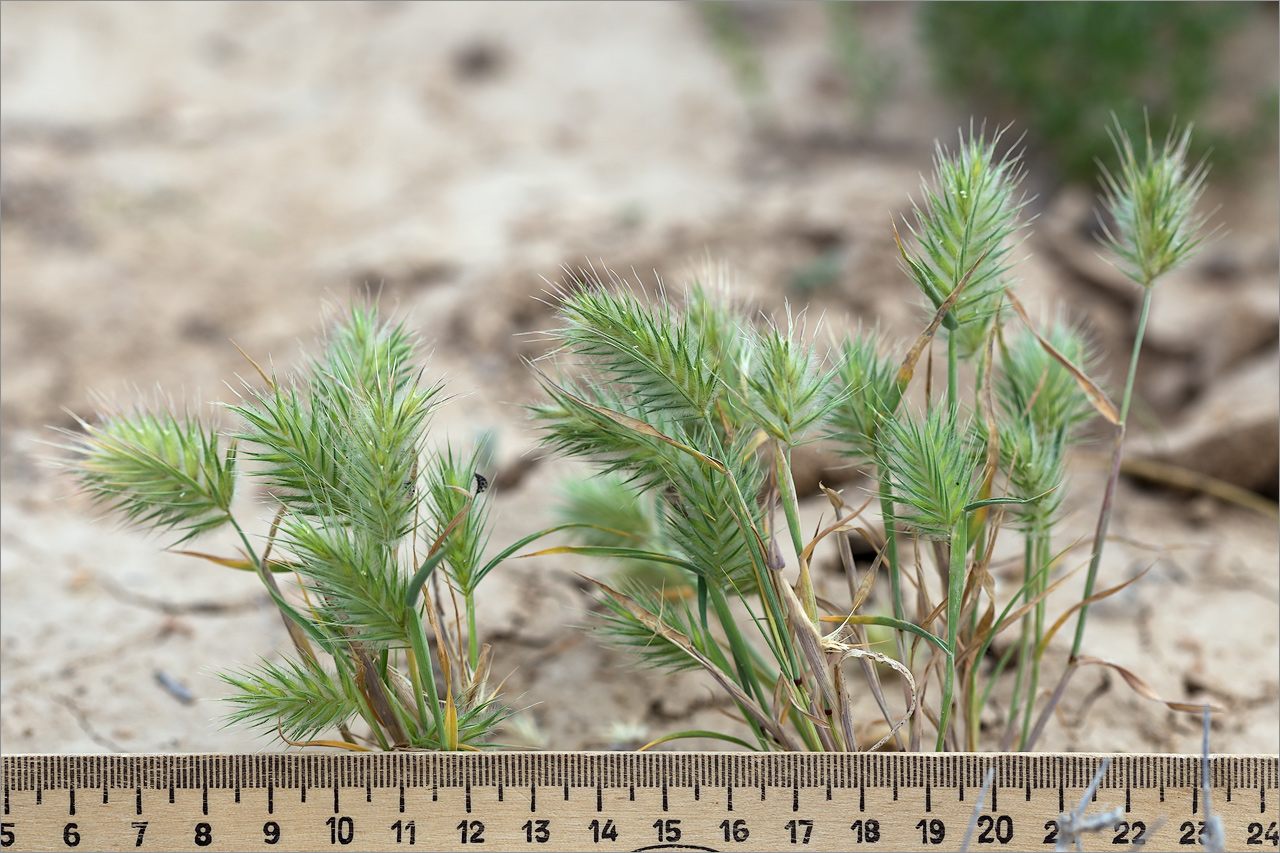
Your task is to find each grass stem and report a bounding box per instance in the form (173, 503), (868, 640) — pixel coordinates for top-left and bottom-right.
(1070, 286), (1152, 659)
(1019, 528), (1049, 749)
(947, 331), (960, 414)
(408, 609), (446, 743)
(936, 520), (967, 750)
(466, 596), (480, 674)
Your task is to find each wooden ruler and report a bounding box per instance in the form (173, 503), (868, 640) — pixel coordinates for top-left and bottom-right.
(2, 753), (1276, 852)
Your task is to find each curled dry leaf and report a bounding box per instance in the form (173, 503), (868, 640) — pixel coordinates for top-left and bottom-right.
(824, 631), (918, 753)
(800, 494), (874, 564)
(954, 560), (1085, 668)
(1073, 656), (1222, 714)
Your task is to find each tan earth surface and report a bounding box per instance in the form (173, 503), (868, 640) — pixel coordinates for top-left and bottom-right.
(2, 2), (1277, 756)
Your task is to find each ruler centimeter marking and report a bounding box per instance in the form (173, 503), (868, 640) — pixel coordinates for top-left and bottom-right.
(1, 753), (1276, 852)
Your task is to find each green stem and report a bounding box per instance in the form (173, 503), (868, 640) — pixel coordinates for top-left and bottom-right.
(1019, 527), (1049, 750)
(403, 651), (432, 745)
(466, 593), (479, 674)
(947, 330), (959, 413)
(1005, 533), (1033, 747)
(765, 446), (828, 750)
(774, 444), (806, 559)
(714, 581), (818, 751)
(230, 517), (323, 662)
(963, 488), (994, 751)
(229, 517), (262, 568)
(706, 430), (797, 680)
(702, 625), (769, 750)
(407, 609), (446, 740)
(936, 519), (968, 751)
(707, 583), (769, 713)
(775, 444), (818, 625)
(1070, 286), (1153, 658)
(876, 490), (906, 626)
(875, 486), (913, 742)
(1118, 287), (1154, 425)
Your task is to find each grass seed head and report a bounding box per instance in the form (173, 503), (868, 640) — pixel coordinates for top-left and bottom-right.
(1097, 117), (1215, 287)
(901, 124), (1031, 357)
(878, 406), (985, 539)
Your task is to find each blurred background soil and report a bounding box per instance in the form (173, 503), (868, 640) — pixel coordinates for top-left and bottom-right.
(2, 1), (1277, 755)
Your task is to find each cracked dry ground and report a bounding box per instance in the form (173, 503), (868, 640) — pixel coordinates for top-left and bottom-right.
(2, 2), (1277, 756)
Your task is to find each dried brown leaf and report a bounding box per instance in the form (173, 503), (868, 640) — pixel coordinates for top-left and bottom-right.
(1036, 565), (1151, 659)
(955, 560), (1084, 667)
(230, 339), (275, 391)
(894, 245), (991, 390)
(849, 547), (881, 614)
(800, 495), (873, 563)
(1074, 656), (1222, 714)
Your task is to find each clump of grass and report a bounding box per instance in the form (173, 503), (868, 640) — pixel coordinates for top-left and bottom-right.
(535, 121), (1213, 752)
(55, 304), (547, 751)
(920, 2), (1271, 182)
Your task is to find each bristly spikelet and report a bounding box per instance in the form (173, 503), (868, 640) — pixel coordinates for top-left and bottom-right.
(877, 406), (984, 539)
(737, 309), (845, 445)
(996, 422), (1067, 531)
(900, 124), (1031, 357)
(993, 315), (1097, 530)
(996, 316), (1098, 439)
(230, 305), (443, 547)
(59, 401), (237, 544)
(683, 275), (749, 397)
(534, 275), (771, 594)
(555, 269), (720, 421)
(827, 325), (900, 466)
(659, 428), (767, 592)
(422, 440), (495, 597)
(529, 374), (676, 489)
(589, 580), (705, 675)
(218, 655), (361, 744)
(313, 303), (421, 400)
(275, 511), (412, 647)
(1098, 118), (1214, 287)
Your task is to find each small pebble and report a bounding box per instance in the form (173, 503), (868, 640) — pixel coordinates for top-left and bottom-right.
(154, 670), (195, 705)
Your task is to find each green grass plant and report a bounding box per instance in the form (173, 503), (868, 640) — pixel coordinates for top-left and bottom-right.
(56, 304), (549, 751)
(536, 121), (1213, 752)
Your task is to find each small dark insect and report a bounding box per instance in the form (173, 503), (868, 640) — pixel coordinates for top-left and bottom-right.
(473, 472), (488, 494)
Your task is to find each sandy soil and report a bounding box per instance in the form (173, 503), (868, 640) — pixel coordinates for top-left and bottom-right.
(2, 2), (1277, 756)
